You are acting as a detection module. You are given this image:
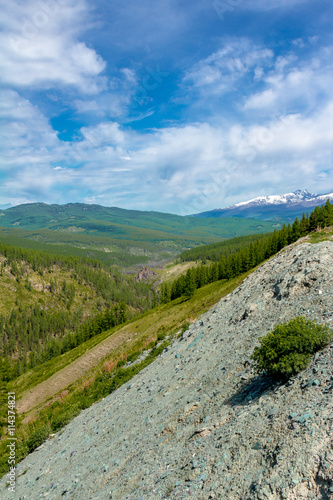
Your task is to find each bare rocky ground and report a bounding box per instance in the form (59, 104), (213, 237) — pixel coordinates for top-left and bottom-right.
(1, 241), (333, 500)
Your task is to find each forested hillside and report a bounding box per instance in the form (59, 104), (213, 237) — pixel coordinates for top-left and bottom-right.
(179, 232), (268, 263)
(0, 243), (156, 381)
(0, 202), (281, 268)
(161, 201), (333, 302)
(0, 201), (332, 481)
(1, 202), (332, 380)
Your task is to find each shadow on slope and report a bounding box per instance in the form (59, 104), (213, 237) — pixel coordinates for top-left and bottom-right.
(225, 374), (279, 407)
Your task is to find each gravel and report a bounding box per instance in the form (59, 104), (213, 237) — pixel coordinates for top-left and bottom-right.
(1, 241), (333, 499)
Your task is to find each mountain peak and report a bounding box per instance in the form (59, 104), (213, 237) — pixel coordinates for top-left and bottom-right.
(232, 189), (320, 209)
(293, 189), (314, 199)
(192, 189), (333, 221)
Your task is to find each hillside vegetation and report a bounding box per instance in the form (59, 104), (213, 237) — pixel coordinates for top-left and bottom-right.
(1, 239), (332, 499)
(0, 202), (281, 267)
(0, 243), (156, 382)
(0, 271), (251, 477)
(161, 201), (333, 302)
(0, 200), (332, 481)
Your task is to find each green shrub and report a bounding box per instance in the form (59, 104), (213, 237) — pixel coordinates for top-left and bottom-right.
(51, 405), (80, 432)
(116, 359), (127, 368)
(146, 340), (156, 349)
(251, 317), (332, 379)
(26, 425), (50, 453)
(126, 351), (141, 363)
(181, 321), (190, 333)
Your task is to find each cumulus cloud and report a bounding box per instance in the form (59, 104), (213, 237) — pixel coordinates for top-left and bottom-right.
(0, 0), (106, 93)
(71, 102), (333, 212)
(0, 90), (60, 168)
(1, 5), (332, 213)
(73, 68), (139, 119)
(1, 103), (333, 211)
(80, 122), (125, 147)
(244, 51), (333, 114)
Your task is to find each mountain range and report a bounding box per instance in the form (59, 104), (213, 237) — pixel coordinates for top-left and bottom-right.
(0, 202), (279, 268)
(193, 189), (333, 221)
(0, 190), (331, 265)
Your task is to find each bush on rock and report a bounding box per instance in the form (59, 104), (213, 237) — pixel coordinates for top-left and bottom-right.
(251, 317), (332, 379)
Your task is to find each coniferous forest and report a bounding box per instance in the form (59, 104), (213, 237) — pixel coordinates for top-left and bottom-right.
(0, 200), (332, 384)
(0, 199), (332, 478)
(160, 200), (333, 303)
(0, 245), (156, 382)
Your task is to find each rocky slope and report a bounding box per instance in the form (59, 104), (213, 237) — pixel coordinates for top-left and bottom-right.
(2, 241), (333, 500)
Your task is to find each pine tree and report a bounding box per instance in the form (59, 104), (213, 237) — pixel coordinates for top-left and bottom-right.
(160, 283), (170, 304)
(291, 217), (301, 242)
(300, 211), (309, 235)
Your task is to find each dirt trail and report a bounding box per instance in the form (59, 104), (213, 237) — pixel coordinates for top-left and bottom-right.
(16, 267), (235, 416)
(16, 326), (136, 415)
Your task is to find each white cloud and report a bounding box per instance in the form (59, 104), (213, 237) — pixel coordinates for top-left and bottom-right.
(64, 114), (333, 212)
(1, 1), (331, 213)
(0, 90), (60, 163)
(245, 104), (333, 154)
(80, 122), (125, 147)
(183, 38), (274, 96)
(1, 82), (332, 212)
(73, 67), (138, 118)
(244, 51), (333, 113)
(0, 0), (106, 93)
(245, 88), (276, 109)
(182, 39), (333, 129)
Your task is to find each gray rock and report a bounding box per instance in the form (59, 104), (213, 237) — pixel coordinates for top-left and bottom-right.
(1, 241), (333, 500)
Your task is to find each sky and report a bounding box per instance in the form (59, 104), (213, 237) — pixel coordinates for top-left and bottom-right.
(0, 0), (333, 214)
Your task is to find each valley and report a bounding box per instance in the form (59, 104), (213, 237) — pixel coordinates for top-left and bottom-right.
(1, 227), (333, 499)
(0, 199), (332, 495)
(2, 2), (332, 497)
(0, 202), (281, 268)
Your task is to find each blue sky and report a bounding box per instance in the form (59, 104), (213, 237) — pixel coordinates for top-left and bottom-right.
(0, 0), (333, 214)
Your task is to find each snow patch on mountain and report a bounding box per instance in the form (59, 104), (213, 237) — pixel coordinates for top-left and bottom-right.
(230, 189), (333, 210)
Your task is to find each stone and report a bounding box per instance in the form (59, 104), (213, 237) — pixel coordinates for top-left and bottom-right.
(2, 241), (333, 500)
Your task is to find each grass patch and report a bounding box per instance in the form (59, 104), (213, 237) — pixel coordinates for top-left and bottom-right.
(8, 318), (135, 396)
(308, 226), (333, 243)
(0, 338), (170, 477)
(11, 273), (249, 400)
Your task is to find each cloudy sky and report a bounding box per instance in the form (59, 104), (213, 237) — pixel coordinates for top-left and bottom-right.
(0, 0), (332, 214)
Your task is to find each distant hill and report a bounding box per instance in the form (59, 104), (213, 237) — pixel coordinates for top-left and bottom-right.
(0, 201), (280, 232)
(0, 202), (281, 267)
(192, 189), (333, 221)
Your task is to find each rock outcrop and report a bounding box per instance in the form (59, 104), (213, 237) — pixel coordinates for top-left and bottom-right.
(135, 267), (157, 282)
(1, 241), (333, 499)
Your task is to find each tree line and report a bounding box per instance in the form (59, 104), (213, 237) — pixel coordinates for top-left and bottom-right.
(179, 232), (268, 263)
(161, 200), (333, 303)
(0, 243), (157, 382)
(1, 200), (332, 382)
(0, 303), (128, 382)
(0, 242), (155, 309)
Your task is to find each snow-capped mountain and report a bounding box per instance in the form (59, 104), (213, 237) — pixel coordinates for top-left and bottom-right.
(193, 189), (333, 221)
(232, 189), (318, 208)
